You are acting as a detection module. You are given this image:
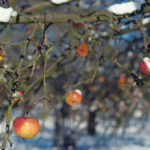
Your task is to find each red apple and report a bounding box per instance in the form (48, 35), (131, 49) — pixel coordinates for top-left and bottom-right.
(13, 117), (40, 139)
(139, 57), (150, 75)
(0, 52), (3, 61)
(14, 91), (22, 101)
(117, 73), (126, 84)
(72, 22), (82, 28)
(65, 89), (82, 106)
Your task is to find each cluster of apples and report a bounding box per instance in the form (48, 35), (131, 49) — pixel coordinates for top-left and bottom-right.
(13, 90), (40, 139)
(12, 42), (150, 140)
(13, 56), (150, 139)
(13, 89), (82, 139)
(13, 22), (84, 140)
(13, 55), (150, 139)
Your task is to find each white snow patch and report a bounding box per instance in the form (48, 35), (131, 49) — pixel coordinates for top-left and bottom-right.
(89, 105), (97, 112)
(107, 0), (146, 15)
(27, 55), (32, 60)
(101, 31), (108, 36)
(75, 89), (82, 96)
(88, 37), (92, 41)
(11, 11), (17, 17)
(91, 29), (99, 38)
(129, 23), (134, 29)
(133, 110), (142, 118)
(0, 7), (17, 23)
(120, 25), (127, 30)
(121, 146), (150, 150)
(143, 57), (150, 71)
(51, 0), (70, 4)
(126, 126), (137, 133)
(12, 93), (18, 97)
(79, 1), (90, 9)
(78, 122), (87, 130)
(143, 17), (150, 25)
(3, 64), (9, 68)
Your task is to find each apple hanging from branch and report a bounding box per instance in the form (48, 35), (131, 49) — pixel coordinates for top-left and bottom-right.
(65, 89), (82, 106)
(139, 57), (150, 76)
(13, 117), (40, 139)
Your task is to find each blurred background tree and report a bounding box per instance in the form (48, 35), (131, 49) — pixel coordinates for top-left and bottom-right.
(1, 0), (150, 150)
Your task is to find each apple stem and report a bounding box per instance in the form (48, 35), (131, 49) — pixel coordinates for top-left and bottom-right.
(83, 36), (89, 43)
(148, 52), (150, 59)
(26, 113), (28, 118)
(146, 42), (150, 58)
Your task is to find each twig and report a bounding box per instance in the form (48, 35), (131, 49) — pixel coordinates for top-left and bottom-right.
(69, 61), (99, 88)
(26, 96), (52, 116)
(0, 0), (5, 5)
(0, 65), (15, 78)
(7, 138), (12, 147)
(1, 100), (15, 150)
(27, 36), (38, 46)
(82, 22), (102, 45)
(41, 12), (47, 46)
(26, 97), (43, 116)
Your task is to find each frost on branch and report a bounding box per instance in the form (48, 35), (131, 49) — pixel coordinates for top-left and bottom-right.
(107, 0), (146, 15)
(0, 7), (17, 23)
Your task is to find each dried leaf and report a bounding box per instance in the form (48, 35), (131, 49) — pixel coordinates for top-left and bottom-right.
(75, 42), (88, 57)
(26, 26), (32, 35)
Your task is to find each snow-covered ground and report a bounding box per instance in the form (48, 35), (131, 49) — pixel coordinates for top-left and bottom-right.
(76, 118), (150, 150)
(1, 108), (150, 150)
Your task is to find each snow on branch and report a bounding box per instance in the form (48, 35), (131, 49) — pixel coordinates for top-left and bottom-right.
(0, 7), (17, 23)
(107, 0), (146, 15)
(143, 17), (150, 25)
(51, 0), (70, 4)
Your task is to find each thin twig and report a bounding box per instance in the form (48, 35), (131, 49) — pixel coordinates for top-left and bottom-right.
(0, 0), (5, 5)
(26, 97), (43, 116)
(41, 12), (47, 46)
